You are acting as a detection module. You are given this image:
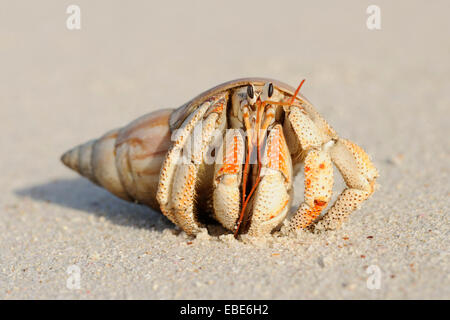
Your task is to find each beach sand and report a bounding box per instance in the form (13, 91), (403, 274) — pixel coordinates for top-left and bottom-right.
(0, 1), (448, 299)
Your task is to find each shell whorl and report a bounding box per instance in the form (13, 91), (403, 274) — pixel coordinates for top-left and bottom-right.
(61, 109), (173, 210)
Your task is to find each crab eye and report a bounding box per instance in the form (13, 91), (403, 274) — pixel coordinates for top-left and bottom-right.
(247, 84), (254, 100)
(268, 83), (274, 98)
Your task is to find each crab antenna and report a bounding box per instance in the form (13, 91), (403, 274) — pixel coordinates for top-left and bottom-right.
(234, 98), (265, 238)
(289, 79), (306, 105)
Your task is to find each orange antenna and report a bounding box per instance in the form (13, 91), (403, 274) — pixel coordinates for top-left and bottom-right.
(289, 79), (306, 105)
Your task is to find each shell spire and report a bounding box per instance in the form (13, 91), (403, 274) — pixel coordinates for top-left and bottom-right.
(61, 139), (97, 184)
(60, 109), (174, 210)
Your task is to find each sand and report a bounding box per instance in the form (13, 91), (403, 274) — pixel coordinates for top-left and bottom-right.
(0, 1), (449, 299)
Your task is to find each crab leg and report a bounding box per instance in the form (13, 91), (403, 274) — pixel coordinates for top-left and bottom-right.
(289, 146), (334, 229)
(234, 103), (276, 236)
(156, 95), (226, 234)
(233, 103), (268, 236)
(240, 106), (253, 206)
(314, 138), (378, 231)
(213, 129), (245, 231)
(285, 106), (335, 230)
(246, 124), (293, 236)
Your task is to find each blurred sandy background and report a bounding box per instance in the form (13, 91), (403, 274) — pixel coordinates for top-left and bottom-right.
(0, 0), (448, 299)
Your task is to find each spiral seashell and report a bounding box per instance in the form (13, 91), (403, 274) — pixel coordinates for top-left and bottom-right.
(61, 109), (173, 210)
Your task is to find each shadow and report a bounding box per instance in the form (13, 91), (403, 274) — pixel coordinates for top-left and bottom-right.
(15, 178), (175, 232)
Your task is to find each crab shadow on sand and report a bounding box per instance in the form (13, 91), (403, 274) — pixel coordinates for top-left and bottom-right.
(14, 178), (179, 233)
(15, 178), (234, 236)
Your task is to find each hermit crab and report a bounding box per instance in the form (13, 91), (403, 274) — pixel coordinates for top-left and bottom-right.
(61, 78), (378, 237)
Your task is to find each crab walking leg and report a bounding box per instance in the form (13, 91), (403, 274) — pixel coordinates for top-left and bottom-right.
(213, 129), (245, 231)
(286, 106), (324, 150)
(284, 106), (334, 230)
(170, 100), (226, 235)
(247, 124), (293, 236)
(156, 98), (216, 226)
(314, 139), (378, 231)
(288, 147), (334, 230)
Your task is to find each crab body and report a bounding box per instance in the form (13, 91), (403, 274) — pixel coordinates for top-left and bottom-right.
(61, 78), (378, 237)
